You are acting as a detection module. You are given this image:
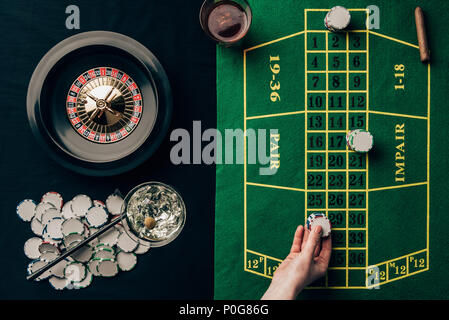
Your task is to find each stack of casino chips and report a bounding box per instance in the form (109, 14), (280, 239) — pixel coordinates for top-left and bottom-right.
(346, 129), (374, 153)
(306, 213), (332, 238)
(324, 6), (351, 32)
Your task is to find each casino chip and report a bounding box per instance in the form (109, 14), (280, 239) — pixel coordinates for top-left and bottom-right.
(306, 213), (332, 237)
(31, 217), (44, 236)
(98, 227), (120, 247)
(85, 206), (108, 228)
(24, 237), (43, 259)
(97, 259), (119, 277)
(41, 192), (63, 210)
(95, 250), (115, 261)
(71, 245), (93, 263)
(64, 233), (85, 250)
(134, 240), (151, 255)
(93, 200), (106, 209)
(71, 195), (92, 217)
(16, 199), (37, 222)
(42, 231), (62, 246)
(40, 251), (59, 263)
(61, 218), (85, 237)
(324, 6), (351, 32)
(34, 202), (55, 222)
(18, 191), (152, 290)
(88, 227), (100, 247)
(45, 217), (64, 240)
(106, 194), (124, 215)
(38, 242), (60, 255)
(73, 270), (93, 289)
(41, 207), (62, 225)
(346, 129), (374, 153)
(49, 276), (70, 290)
(28, 259), (52, 281)
(117, 231), (138, 253)
(61, 201), (76, 219)
(116, 251), (137, 271)
(64, 261), (87, 283)
(88, 259), (102, 276)
(49, 258), (71, 278)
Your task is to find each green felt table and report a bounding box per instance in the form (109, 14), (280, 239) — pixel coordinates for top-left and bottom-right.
(215, 0), (449, 299)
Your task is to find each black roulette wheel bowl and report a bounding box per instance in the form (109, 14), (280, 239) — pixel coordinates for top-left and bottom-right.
(27, 31), (172, 176)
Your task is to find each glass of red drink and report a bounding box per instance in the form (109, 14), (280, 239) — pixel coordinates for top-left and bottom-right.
(200, 0), (252, 45)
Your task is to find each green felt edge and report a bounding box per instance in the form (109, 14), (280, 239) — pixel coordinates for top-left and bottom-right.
(215, 0), (449, 300)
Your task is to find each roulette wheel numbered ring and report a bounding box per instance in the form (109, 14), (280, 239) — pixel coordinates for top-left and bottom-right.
(27, 31), (172, 176)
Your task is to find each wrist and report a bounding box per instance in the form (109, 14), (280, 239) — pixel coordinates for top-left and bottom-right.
(262, 280), (302, 300)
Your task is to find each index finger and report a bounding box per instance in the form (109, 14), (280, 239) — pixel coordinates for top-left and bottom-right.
(302, 225), (322, 260)
(290, 225), (305, 254)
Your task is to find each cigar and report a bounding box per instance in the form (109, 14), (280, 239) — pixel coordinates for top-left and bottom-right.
(415, 7), (430, 62)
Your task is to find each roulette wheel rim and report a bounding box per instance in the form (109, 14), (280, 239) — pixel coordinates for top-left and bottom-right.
(27, 31), (172, 176)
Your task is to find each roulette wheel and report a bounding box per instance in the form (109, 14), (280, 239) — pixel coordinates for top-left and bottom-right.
(27, 31), (172, 176)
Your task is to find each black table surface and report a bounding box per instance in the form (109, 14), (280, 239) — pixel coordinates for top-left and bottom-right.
(0, 0), (216, 299)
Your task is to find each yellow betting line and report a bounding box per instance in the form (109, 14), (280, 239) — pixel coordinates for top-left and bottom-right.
(427, 63), (430, 268)
(369, 110), (427, 120)
(244, 268), (273, 279)
(246, 110), (305, 120)
(245, 31), (305, 52)
(369, 182), (427, 192)
(243, 51), (247, 273)
(369, 30), (419, 49)
(366, 14), (370, 268)
(246, 182), (305, 192)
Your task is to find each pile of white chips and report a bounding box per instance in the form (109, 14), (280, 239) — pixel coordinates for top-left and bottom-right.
(16, 191), (150, 290)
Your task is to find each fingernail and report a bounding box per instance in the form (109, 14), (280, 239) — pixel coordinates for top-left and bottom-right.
(314, 225), (322, 234)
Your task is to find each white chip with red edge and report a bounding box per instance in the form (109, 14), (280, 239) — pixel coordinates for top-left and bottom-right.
(93, 200), (106, 209)
(41, 192), (63, 210)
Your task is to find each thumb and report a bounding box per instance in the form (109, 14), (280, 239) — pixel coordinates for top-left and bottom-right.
(303, 226), (322, 260)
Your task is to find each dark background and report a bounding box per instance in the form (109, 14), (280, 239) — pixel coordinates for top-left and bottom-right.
(0, 0), (216, 299)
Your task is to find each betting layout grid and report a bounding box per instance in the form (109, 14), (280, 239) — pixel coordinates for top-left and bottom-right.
(16, 191), (150, 290)
(305, 9), (369, 287)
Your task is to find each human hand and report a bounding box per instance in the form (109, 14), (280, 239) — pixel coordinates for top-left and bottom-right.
(261, 225), (332, 300)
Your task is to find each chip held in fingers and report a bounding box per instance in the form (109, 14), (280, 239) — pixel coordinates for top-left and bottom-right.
(306, 213), (332, 237)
